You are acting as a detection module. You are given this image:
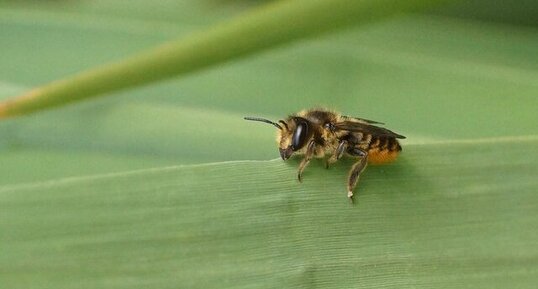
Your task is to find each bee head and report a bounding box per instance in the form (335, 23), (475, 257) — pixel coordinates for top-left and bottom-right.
(244, 116), (311, 160)
(276, 117), (312, 160)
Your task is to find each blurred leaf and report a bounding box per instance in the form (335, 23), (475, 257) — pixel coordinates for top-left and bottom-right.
(434, 0), (538, 26)
(0, 10), (537, 184)
(0, 0), (449, 118)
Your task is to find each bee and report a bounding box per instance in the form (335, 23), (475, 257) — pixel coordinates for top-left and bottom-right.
(244, 108), (405, 201)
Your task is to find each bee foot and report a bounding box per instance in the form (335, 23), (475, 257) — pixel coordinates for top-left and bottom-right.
(347, 191), (354, 199)
(297, 173), (303, 183)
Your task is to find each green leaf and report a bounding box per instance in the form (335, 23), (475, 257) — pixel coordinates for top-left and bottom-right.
(2, 138), (537, 288)
(0, 0), (449, 118)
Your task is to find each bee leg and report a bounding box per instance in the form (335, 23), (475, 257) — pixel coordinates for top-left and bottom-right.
(347, 150), (368, 201)
(297, 140), (316, 182)
(326, 140), (347, 169)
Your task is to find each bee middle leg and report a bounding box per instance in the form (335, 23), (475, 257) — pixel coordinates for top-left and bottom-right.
(297, 140), (316, 182)
(347, 149), (368, 201)
(326, 140), (347, 169)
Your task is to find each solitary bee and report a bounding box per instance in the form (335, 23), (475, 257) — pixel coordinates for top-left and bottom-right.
(244, 108), (405, 201)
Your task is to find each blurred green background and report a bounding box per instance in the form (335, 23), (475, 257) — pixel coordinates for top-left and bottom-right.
(0, 0), (536, 185)
(0, 1), (537, 288)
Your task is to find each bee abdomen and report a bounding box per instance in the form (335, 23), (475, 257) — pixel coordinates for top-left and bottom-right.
(367, 136), (401, 164)
(368, 136), (401, 151)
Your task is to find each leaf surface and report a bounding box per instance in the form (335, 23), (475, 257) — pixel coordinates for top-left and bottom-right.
(1, 139), (537, 288)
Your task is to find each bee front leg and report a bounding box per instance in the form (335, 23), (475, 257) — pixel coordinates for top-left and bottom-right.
(297, 140), (316, 182)
(347, 150), (368, 201)
(326, 140), (347, 169)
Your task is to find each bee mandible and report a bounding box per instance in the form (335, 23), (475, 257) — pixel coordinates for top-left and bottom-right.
(245, 108), (405, 201)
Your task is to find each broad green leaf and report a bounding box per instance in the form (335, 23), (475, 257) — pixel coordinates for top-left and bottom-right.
(1, 139), (537, 288)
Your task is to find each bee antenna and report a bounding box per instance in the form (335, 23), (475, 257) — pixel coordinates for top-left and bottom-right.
(278, 120), (289, 130)
(244, 116), (283, 130)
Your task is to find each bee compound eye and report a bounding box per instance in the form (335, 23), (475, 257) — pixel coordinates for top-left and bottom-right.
(291, 121), (308, 150)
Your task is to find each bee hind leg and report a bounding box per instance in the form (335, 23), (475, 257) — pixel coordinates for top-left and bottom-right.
(326, 140), (347, 169)
(297, 140), (316, 182)
(347, 150), (368, 201)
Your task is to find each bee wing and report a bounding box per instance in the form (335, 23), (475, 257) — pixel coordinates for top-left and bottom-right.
(342, 115), (385, 125)
(334, 121), (406, 139)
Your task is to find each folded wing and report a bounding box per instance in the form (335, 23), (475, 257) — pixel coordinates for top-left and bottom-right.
(334, 120), (406, 139)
